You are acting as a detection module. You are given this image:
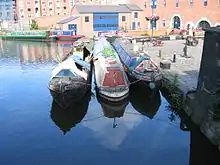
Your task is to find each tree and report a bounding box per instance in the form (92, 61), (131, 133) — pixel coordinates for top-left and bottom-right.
(30, 20), (38, 30)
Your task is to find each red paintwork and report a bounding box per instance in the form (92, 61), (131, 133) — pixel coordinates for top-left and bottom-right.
(56, 35), (85, 39)
(102, 68), (126, 87)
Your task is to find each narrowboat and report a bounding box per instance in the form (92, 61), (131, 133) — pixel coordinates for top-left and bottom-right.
(50, 91), (91, 134)
(50, 30), (85, 41)
(129, 82), (161, 119)
(112, 38), (163, 90)
(48, 48), (92, 108)
(0, 31), (56, 42)
(93, 37), (129, 102)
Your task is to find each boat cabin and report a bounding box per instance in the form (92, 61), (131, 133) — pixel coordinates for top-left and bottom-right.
(113, 39), (158, 72)
(102, 67), (127, 87)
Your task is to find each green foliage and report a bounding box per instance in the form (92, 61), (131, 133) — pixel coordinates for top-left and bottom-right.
(30, 20), (38, 30)
(167, 74), (184, 112)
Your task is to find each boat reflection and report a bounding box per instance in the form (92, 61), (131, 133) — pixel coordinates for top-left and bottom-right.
(129, 83), (161, 119)
(50, 91), (91, 134)
(96, 95), (129, 118)
(96, 94), (129, 128)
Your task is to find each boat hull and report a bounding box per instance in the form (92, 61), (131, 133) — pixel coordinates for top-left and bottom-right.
(49, 77), (89, 108)
(56, 35), (85, 41)
(1, 36), (55, 42)
(126, 70), (162, 90)
(95, 86), (129, 102)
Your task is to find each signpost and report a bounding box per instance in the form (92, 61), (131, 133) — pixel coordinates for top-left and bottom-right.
(151, 0), (157, 39)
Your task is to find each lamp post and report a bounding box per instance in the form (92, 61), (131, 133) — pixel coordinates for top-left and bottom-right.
(151, 0), (157, 39)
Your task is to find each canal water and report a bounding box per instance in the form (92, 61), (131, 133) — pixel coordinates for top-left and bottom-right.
(0, 40), (219, 165)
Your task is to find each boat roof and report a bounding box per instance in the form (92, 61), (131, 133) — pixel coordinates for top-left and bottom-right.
(113, 38), (150, 59)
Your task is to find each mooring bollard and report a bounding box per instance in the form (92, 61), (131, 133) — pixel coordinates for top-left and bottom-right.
(159, 49), (162, 58)
(183, 44), (188, 57)
(173, 52), (176, 63)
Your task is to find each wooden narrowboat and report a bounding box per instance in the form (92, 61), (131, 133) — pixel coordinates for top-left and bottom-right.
(112, 37), (163, 90)
(93, 37), (129, 102)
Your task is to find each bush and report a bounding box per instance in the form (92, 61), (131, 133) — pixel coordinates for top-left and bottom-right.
(30, 20), (38, 30)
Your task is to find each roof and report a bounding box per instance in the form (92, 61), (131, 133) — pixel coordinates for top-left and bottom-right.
(74, 4), (132, 13)
(57, 16), (79, 24)
(119, 4), (143, 11)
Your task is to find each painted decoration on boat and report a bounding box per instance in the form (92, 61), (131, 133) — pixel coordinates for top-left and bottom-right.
(112, 38), (162, 88)
(93, 37), (129, 101)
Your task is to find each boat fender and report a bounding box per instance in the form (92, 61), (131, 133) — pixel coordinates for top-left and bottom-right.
(149, 82), (156, 89)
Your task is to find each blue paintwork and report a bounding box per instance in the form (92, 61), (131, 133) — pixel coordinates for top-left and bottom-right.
(151, 0), (157, 9)
(113, 41), (150, 71)
(72, 55), (91, 71)
(51, 30), (75, 36)
(93, 12), (119, 31)
(132, 22), (136, 30)
(68, 24), (77, 31)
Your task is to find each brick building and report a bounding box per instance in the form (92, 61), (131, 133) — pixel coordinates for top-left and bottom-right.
(134, 0), (220, 30)
(56, 4), (143, 36)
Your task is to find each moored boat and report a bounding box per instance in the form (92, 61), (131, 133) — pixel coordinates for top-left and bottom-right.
(48, 52), (91, 108)
(112, 37), (163, 90)
(93, 37), (129, 102)
(50, 30), (85, 41)
(0, 31), (56, 42)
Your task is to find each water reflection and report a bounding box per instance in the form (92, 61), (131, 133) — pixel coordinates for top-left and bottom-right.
(129, 83), (161, 119)
(96, 95), (129, 128)
(50, 91), (91, 134)
(0, 40), (74, 65)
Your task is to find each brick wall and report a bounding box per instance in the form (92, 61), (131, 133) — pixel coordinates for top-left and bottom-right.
(134, 0), (220, 30)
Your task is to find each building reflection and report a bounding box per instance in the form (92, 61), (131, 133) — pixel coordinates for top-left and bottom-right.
(19, 42), (73, 64)
(129, 83), (161, 119)
(0, 39), (74, 64)
(50, 92), (91, 135)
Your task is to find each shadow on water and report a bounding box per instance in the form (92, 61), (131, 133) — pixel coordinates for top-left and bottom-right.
(129, 82), (161, 119)
(50, 91), (91, 135)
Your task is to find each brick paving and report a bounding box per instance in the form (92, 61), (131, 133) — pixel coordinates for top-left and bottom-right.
(135, 39), (204, 94)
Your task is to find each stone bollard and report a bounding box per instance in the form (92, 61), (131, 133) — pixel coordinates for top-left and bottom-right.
(183, 44), (188, 57)
(172, 52), (176, 63)
(158, 49), (162, 58)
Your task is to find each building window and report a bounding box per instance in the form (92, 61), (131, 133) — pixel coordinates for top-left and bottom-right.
(85, 16), (89, 22)
(35, 8), (38, 13)
(175, 0), (179, 7)
(137, 22), (140, 27)
(27, 8), (31, 12)
(164, 0), (166, 7)
(122, 16), (126, 22)
(134, 12), (138, 18)
(189, 0), (193, 7)
(204, 0), (207, 6)
(63, 6), (66, 10)
(162, 20), (166, 27)
(144, 1), (147, 8)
